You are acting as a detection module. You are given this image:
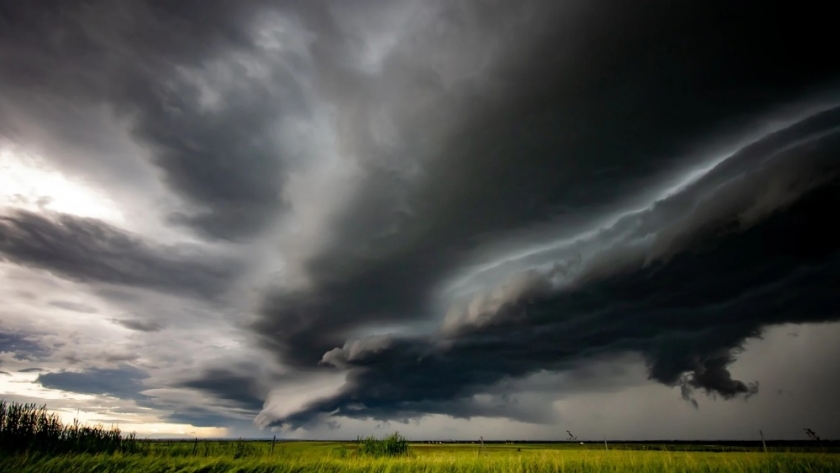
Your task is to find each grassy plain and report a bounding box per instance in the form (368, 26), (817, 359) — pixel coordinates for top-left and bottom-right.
(3, 441), (840, 473)
(4, 404), (838, 472)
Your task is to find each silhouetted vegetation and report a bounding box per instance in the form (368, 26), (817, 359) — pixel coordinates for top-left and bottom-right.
(0, 400), (139, 455)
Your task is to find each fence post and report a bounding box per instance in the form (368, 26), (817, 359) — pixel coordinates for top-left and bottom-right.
(193, 437), (198, 456)
(271, 435), (276, 455)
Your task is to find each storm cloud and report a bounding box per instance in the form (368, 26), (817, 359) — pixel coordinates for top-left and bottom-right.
(36, 366), (150, 400)
(270, 163), (840, 427)
(252, 0), (840, 369)
(1, 0), (839, 438)
(0, 210), (239, 298)
(254, 2), (840, 428)
(178, 368), (267, 412)
(0, 0), (305, 240)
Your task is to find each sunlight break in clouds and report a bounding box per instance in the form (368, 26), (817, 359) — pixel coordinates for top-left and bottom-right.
(0, 143), (123, 223)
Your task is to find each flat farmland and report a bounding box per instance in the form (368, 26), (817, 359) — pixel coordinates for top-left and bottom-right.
(3, 441), (839, 472)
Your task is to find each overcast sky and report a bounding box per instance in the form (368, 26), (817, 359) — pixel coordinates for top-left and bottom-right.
(1, 0), (839, 440)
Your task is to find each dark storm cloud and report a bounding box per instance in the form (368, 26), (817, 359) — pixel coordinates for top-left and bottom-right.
(151, 368), (272, 427)
(177, 368), (266, 412)
(0, 0), (300, 240)
(0, 210), (238, 298)
(0, 332), (50, 361)
(3, 0), (840, 433)
(272, 163), (840, 427)
(254, 0), (840, 368)
(36, 365), (149, 400)
(111, 318), (164, 333)
(17, 368), (44, 373)
(457, 105), (840, 293)
(263, 34), (840, 425)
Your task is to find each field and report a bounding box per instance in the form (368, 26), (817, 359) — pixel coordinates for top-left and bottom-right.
(3, 402), (839, 472)
(3, 441), (840, 472)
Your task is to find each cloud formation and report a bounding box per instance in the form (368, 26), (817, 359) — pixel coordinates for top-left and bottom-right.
(252, 0), (840, 370)
(111, 318), (165, 333)
(0, 210), (238, 299)
(1, 0), (839, 438)
(273, 159), (840, 427)
(0, 0), (304, 240)
(0, 332), (50, 362)
(178, 368), (266, 412)
(36, 366), (150, 401)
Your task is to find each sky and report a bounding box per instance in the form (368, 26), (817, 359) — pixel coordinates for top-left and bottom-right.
(1, 0), (839, 441)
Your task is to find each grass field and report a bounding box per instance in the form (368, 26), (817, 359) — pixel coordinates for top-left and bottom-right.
(2, 441), (840, 472)
(4, 402), (839, 472)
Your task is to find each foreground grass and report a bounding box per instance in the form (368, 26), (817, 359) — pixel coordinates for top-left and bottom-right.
(3, 449), (839, 473)
(7, 401), (836, 471)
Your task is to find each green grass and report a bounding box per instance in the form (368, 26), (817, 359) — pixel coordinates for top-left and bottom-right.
(3, 401), (839, 472)
(3, 443), (840, 472)
(356, 432), (410, 457)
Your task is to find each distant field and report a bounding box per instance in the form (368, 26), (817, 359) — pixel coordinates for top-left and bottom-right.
(3, 441), (840, 472)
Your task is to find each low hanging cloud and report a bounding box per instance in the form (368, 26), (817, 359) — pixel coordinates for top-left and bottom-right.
(248, 1), (840, 429)
(265, 106), (840, 429)
(177, 368), (267, 413)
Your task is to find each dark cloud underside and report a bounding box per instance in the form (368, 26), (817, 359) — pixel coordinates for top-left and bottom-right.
(274, 168), (840, 427)
(177, 368), (265, 412)
(0, 332), (50, 361)
(261, 0), (840, 424)
(253, 0), (840, 375)
(36, 366), (149, 400)
(0, 210), (237, 298)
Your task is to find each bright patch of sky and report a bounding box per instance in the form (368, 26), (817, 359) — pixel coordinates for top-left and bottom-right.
(0, 143), (124, 223)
